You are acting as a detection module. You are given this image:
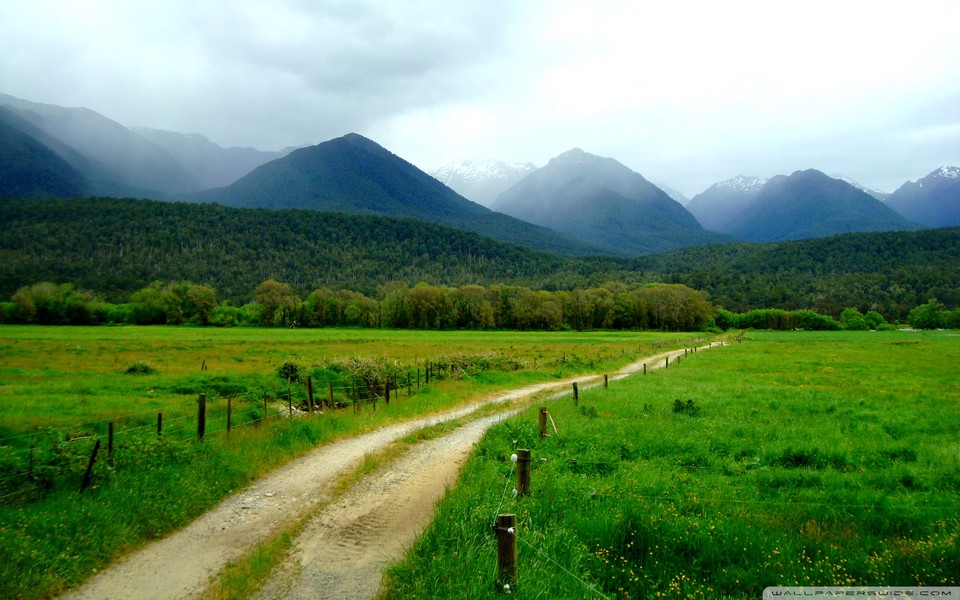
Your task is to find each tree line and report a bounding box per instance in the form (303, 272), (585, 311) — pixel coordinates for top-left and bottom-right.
(2, 198), (958, 323)
(3, 279), (957, 331)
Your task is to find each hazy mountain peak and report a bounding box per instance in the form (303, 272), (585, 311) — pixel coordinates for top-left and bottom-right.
(430, 159), (537, 207)
(711, 175), (767, 193)
(933, 165), (959, 180)
(885, 165), (960, 227)
(550, 148), (589, 166)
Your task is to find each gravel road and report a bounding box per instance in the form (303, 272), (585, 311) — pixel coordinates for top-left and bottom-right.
(59, 343), (718, 600)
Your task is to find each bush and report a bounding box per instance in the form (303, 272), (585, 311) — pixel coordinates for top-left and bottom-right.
(907, 300), (946, 330)
(123, 361), (155, 375)
(276, 360), (304, 383)
(672, 398), (701, 416)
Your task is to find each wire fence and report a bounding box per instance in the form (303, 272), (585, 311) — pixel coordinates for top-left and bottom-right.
(0, 365), (458, 504)
(482, 357), (956, 598)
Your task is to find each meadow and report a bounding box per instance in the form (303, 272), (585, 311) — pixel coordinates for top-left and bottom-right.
(0, 325), (699, 599)
(384, 330), (960, 598)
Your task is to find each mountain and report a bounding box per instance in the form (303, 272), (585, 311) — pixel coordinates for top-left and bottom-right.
(835, 176), (889, 202)
(656, 183), (691, 206)
(430, 160), (537, 207)
(0, 93), (200, 196)
(191, 133), (609, 257)
(722, 169), (923, 242)
(131, 127), (291, 189)
(489, 148), (728, 255)
(884, 166), (960, 227)
(0, 119), (87, 198)
(687, 175), (767, 232)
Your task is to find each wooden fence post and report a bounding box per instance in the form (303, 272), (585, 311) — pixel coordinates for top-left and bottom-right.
(80, 440), (101, 493)
(572, 382), (579, 405)
(157, 412), (162, 439)
(197, 394), (206, 440)
(516, 449), (531, 496)
(604, 374), (608, 388)
(495, 513), (518, 592)
(665, 356), (669, 368)
(643, 363), (647, 375)
(538, 407), (548, 437)
(385, 378), (390, 405)
(306, 376), (315, 414)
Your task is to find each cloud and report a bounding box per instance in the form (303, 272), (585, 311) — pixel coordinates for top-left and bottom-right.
(1, 0), (958, 194)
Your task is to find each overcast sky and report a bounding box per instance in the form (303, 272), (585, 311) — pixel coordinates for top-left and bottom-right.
(1, 0), (958, 196)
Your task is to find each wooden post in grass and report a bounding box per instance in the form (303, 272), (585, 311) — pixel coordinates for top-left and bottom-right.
(157, 412), (162, 438)
(417, 367), (421, 389)
(495, 513), (518, 592)
(108, 422), (114, 459)
(426, 363), (430, 385)
(80, 440), (101, 493)
(665, 356), (669, 369)
(538, 407), (548, 437)
(516, 449), (531, 496)
(604, 374), (609, 388)
(306, 376), (315, 414)
(227, 396), (232, 433)
(287, 388), (292, 415)
(643, 363), (647, 375)
(197, 394), (206, 440)
(385, 378), (390, 405)
(572, 382), (579, 405)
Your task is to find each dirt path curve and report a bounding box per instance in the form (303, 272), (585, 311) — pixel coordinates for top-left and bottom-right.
(59, 342), (720, 600)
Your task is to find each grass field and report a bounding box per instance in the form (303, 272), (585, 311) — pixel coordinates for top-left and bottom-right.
(384, 330), (960, 598)
(0, 325), (701, 599)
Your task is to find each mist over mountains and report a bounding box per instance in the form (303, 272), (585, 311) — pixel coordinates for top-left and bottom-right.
(489, 148), (729, 254)
(1, 93), (958, 257)
(430, 159), (536, 208)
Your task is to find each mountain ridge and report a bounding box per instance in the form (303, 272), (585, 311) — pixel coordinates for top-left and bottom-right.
(490, 148), (728, 254)
(189, 133), (611, 257)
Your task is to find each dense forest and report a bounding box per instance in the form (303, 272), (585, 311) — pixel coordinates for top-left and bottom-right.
(1, 198), (958, 323)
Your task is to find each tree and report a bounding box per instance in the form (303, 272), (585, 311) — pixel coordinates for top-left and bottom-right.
(840, 307), (869, 331)
(907, 300), (945, 330)
(253, 279), (300, 326)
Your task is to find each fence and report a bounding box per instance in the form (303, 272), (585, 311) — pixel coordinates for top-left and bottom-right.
(0, 359), (477, 504)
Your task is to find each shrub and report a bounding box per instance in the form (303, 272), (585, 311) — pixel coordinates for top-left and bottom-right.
(672, 398), (701, 416)
(276, 360), (304, 383)
(123, 361), (155, 375)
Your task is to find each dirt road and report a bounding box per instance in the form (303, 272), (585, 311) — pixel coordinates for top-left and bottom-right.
(59, 344), (718, 600)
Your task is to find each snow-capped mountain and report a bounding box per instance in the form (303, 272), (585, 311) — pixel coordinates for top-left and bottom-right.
(687, 175), (766, 231)
(885, 166), (960, 227)
(430, 159), (536, 207)
(834, 175), (890, 201)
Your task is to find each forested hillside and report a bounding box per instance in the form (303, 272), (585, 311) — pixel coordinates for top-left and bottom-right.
(639, 227), (960, 317)
(1, 198), (957, 321)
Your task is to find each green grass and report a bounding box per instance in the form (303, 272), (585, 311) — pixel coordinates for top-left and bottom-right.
(0, 325), (703, 599)
(383, 331), (960, 598)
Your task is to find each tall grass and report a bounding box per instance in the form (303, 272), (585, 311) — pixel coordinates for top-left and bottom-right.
(384, 331), (960, 598)
(0, 325), (700, 599)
